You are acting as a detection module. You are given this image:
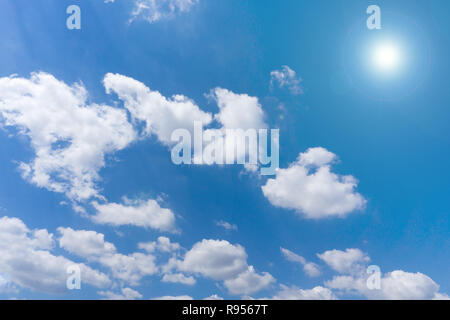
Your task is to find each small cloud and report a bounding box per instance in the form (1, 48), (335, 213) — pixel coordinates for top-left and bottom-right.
(280, 247), (321, 277)
(270, 65), (303, 95)
(215, 220), (238, 231)
(130, 0), (200, 23)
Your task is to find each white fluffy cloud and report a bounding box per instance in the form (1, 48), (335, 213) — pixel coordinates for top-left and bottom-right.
(162, 273), (196, 285)
(326, 271), (446, 300)
(139, 236), (181, 253)
(317, 248), (369, 274)
(280, 247), (321, 277)
(130, 0), (199, 23)
(1, 72), (270, 210)
(98, 287), (143, 300)
(223, 266), (275, 295)
(103, 72), (212, 145)
(262, 147), (366, 219)
(58, 227), (116, 259)
(105, 73), (269, 170)
(212, 88), (267, 131)
(270, 65), (303, 95)
(0, 216), (111, 294)
(178, 239), (248, 281)
(0, 73), (135, 201)
(58, 227), (158, 286)
(271, 285), (337, 300)
(199, 88), (268, 169)
(174, 239), (274, 295)
(92, 198), (177, 233)
(320, 248), (448, 300)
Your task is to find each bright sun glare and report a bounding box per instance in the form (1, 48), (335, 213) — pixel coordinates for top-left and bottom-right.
(372, 43), (401, 72)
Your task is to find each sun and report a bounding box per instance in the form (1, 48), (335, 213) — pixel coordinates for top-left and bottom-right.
(372, 43), (402, 72)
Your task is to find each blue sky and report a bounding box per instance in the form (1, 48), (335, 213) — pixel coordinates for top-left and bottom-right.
(0, 0), (448, 300)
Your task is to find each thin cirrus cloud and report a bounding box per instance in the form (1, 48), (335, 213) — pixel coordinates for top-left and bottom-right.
(262, 147), (367, 219)
(215, 220), (238, 231)
(130, 0), (200, 23)
(280, 247), (321, 277)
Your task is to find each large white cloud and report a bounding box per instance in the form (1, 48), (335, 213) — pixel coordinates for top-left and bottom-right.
(0, 73), (136, 201)
(199, 88), (269, 169)
(57, 227), (116, 259)
(177, 239), (248, 281)
(211, 88), (267, 131)
(0, 71), (271, 210)
(58, 227), (158, 286)
(91, 198), (177, 233)
(326, 271), (446, 300)
(103, 73), (212, 145)
(174, 239), (274, 296)
(262, 147), (366, 219)
(0, 216), (111, 294)
(320, 248), (448, 300)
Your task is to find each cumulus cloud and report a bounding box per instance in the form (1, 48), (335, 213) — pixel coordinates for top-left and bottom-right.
(103, 72), (212, 145)
(326, 271), (446, 300)
(58, 227), (158, 286)
(0, 216), (111, 294)
(130, 0), (199, 23)
(98, 287), (143, 300)
(139, 236), (181, 253)
(173, 239), (274, 296)
(57, 227), (116, 259)
(211, 88), (267, 131)
(0, 73), (136, 201)
(223, 266), (275, 295)
(280, 247), (321, 277)
(262, 147), (366, 219)
(177, 239), (248, 280)
(320, 248), (448, 300)
(271, 285), (337, 300)
(91, 198), (177, 233)
(1, 72), (271, 210)
(198, 88), (269, 170)
(162, 273), (196, 285)
(270, 65), (303, 95)
(317, 248), (370, 274)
